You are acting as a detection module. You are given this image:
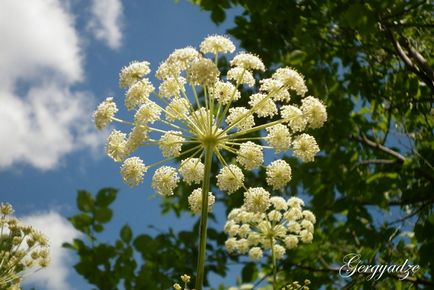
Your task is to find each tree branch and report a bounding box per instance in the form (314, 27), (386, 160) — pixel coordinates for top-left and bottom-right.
(350, 134), (406, 162)
(400, 37), (434, 84)
(382, 24), (434, 91)
(358, 159), (398, 165)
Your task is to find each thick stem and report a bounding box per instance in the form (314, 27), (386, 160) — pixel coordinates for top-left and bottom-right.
(195, 143), (213, 290)
(270, 238), (277, 290)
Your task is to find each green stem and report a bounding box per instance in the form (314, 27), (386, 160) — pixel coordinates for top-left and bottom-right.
(195, 143), (213, 290)
(270, 238), (277, 290)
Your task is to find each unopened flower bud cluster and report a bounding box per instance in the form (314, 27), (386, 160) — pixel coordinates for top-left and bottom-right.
(0, 203), (50, 288)
(224, 197), (316, 261)
(284, 279), (311, 290)
(173, 274), (191, 290)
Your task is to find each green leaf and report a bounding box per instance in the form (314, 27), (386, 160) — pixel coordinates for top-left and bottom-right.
(94, 207), (113, 223)
(120, 224), (133, 243)
(95, 188), (118, 207)
(211, 7), (225, 24)
(93, 224), (104, 233)
(241, 262), (257, 283)
(69, 213), (92, 231)
(133, 234), (154, 255)
(77, 190), (94, 212)
(366, 172), (398, 184)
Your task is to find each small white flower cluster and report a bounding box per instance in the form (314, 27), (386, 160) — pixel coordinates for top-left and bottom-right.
(224, 196), (315, 261)
(172, 274), (191, 290)
(92, 34), (327, 215)
(0, 203), (50, 288)
(284, 279), (311, 290)
(188, 188), (216, 214)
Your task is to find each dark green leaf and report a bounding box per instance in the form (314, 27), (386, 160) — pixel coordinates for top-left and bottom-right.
(95, 188), (118, 207)
(120, 224), (133, 243)
(77, 190), (94, 212)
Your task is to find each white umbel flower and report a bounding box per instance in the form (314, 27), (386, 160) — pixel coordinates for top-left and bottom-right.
(179, 158), (204, 185)
(260, 78), (290, 102)
(106, 130), (127, 162)
(273, 244), (286, 259)
(287, 197), (305, 208)
(300, 230), (313, 243)
(187, 57), (219, 86)
(200, 35), (236, 54)
(224, 195), (316, 260)
(159, 131), (185, 158)
(301, 96), (327, 129)
(237, 239), (250, 254)
(155, 60), (181, 80)
(272, 67), (307, 97)
(188, 188), (215, 214)
(134, 100), (162, 124)
(231, 52), (265, 71)
(285, 208), (303, 221)
(227, 67), (255, 87)
(126, 125), (149, 153)
(265, 124), (291, 153)
(213, 81), (241, 105)
(284, 235), (299, 249)
(167, 47), (200, 69)
(236, 142), (263, 170)
(292, 134), (320, 162)
(301, 220), (314, 232)
(243, 187), (270, 213)
(125, 79), (155, 110)
(269, 196), (288, 211)
(93, 97), (118, 129)
(268, 210), (282, 222)
(216, 164), (245, 194)
(96, 35), (327, 220)
(151, 166), (179, 196)
(159, 77), (186, 98)
(266, 160), (292, 190)
(119, 61), (151, 88)
(248, 93), (277, 118)
(302, 210), (316, 224)
(281, 105), (307, 132)
(226, 107), (255, 131)
(224, 220), (239, 237)
(238, 224), (251, 238)
(120, 157), (147, 187)
(225, 238), (238, 253)
(165, 97), (190, 121)
(248, 247), (263, 261)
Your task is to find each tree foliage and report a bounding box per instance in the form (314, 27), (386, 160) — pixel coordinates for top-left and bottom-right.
(190, 0), (434, 288)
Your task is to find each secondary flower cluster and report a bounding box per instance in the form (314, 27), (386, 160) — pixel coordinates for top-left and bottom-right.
(172, 274), (191, 290)
(93, 34), (327, 214)
(0, 203), (50, 289)
(284, 279), (311, 290)
(224, 196), (316, 261)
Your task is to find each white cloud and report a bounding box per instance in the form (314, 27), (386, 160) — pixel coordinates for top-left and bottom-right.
(0, 0), (101, 170)
(21, 211), (82, 290)
(88, 0), (123, 49)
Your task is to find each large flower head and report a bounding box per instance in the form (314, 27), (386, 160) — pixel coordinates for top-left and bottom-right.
(92, 35), (326, 210)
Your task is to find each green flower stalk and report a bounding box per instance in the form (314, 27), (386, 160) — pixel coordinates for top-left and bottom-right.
(0, 203), (50, 289)
(93, 34), (326, 289)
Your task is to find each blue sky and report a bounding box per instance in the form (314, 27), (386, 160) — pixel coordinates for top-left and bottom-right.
(0, 0), (242, 289)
